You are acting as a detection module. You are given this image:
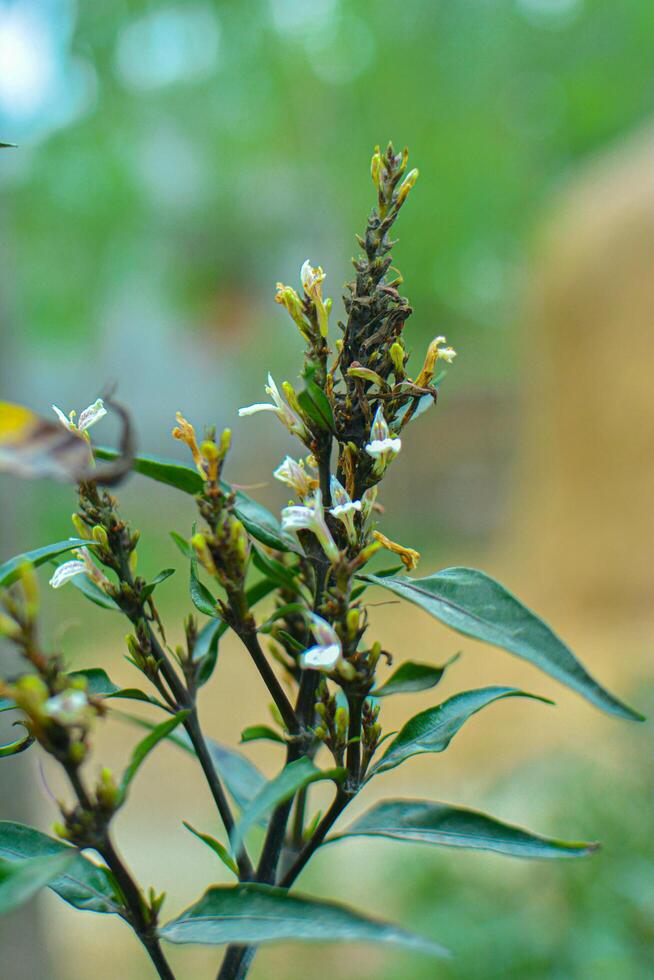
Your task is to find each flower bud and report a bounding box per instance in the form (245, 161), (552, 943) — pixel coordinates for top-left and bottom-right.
(334, 706), (348, 740)
(390, 341), (405, 377)
(91, 525), (109, 549)
(346, 608), (360, 640)
(396, 168), (419, 206)
(191, 533), (217, 576)
(0, 611), (21, 639)
(71, 514), (90, 540)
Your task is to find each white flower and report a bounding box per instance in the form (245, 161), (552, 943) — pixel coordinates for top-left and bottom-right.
(273, 456), (316, 499)
(329, 476), (361, 545)
(365, 406), (402, 475)
(239, 374), (308, 440)
(300, 260), (329, 337)
(281, 489), (340, 563)
(49, 547), (110, 591)
(52, 398), (106, 434)
(49, 560), (88, 589)
(301, 613), (342, 671)
(43, 689), (89, 725)
(433, 335), (457, 364)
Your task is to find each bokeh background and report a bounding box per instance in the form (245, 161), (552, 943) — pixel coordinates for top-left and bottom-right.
(1, 0), (653, 977)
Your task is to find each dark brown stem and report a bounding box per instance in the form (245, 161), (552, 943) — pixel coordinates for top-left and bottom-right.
(279, 790), (349, 888)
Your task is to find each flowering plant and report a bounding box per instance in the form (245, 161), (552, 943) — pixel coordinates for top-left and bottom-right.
(0, 144), (642, 980)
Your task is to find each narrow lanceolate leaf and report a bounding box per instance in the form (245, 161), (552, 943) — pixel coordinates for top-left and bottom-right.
(373, 655), (459, 698)
(370, 687), (550, 776)
(190, 552), (218, 617)
(0, 822), (119, 914)
(68, 668), (170, 711)
(182, 823), (239, 877)
(231, 758), (345, 856)
(94, 448), (290, 551)
(159, 883), (448, 957)
(141, 567), (175, 599)
(111, 711), (266, 811)
(117, 711), (189, 804)
(360, 569), (643, 721)
(327, 800), (597, 860)
(240, 725), (285, 745)
(0, 539), (92, 588)
(0, 851), (76, 916)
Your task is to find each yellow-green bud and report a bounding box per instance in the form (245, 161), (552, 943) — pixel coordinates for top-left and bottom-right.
(53, 821), (69, 840)
(314, 725), (328, 741)
(396, 168), (419, 206)
(96, 767), (118, 809)
(219, 428), (232, 456)
(69, 742), (86, 765)
(370, 146), (382, 187)
(91, 525), (109, 549)
(0, 612), (21, 639)
(129, 548), (138, 575)
(315, 702), (327, 720)
(18, 562), (39, 618)
(390, 341), (405, 376)
(334, 706), (348, 740)
(281, 381), (302, 417)
(337, 660), (356, 681)
(191, 533), (217, 576)
(346, 608), (359, 640)
(126, 634), (142, 660)
(71, 514), (91, 539)
(369, 641), (382, 669)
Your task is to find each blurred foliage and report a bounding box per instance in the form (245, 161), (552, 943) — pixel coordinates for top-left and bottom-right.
(380, 690), (654, 979)
(2, 0), (654, 385)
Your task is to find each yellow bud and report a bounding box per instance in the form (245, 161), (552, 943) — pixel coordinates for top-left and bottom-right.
(53, 822), (69, 840)
(334, 706), (348, 739)
(314, 725), (328, 741)
(219, 428), (232, 456)
(346, 608), (359, 639)
(126, 634), (141, 659)
(337, 660), (356, 681)
(369, 641), (382, 669)
(390, 341), (405, 377)
(16, 562), (38, 619)
(191, 534), (217, 576)
(69, 742), (86, 764)
(0, 612), (20, 639)
(281, 381), (302, 417)
(91, 525), (109, 549)
(396, 167), (419, 206)
(129, 548), (138, 576)
(370, 146), (382, 187)
(71, 514), (90, 540)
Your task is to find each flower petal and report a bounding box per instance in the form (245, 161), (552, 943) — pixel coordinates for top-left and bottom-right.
(49, 561), (87, 589)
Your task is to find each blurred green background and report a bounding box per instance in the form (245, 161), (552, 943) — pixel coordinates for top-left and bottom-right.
(1, 0), (653, 977)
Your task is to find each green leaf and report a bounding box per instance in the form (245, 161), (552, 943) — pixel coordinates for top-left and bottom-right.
(190, 553), (218, 617)
(251, 547), (299, 591)
(231, 758), (345, 856)
(141, 568), (176, 599)
(50, 562), (120, 610)
(0, 539), (92, 588)
(240, 725), (285, 745)
(0, 851), (76, 916)
(95, 448), (290, 551)
(327, 799), (598, 859)
(0, 822), (119, 914)
(111, 711), (266, 811)
(360, 569), (643, 722)
(182, 822), (238, 877)
(193, 618), (226, 688)
(117, 711), (189, 804)
(370, 687), (551, 776)
(373, 655), (459, 698)
(0, 725), (34, 757)
(68, 668), (170, 711)
(170, 531), (192, 558)
(159, 883), (448, 957)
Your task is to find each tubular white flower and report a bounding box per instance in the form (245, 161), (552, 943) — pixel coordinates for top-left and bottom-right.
(365, 406), (401, 475)
(49, 561), (88, 589)
(281, 489), (340, 563)
(300, 259), (329, 337)
(52, 399), (106, 433)
(301, 613), (342, 671)
(329, 476), (361, 545)
(273, 456), (315, 499)
(43, 689), (89, 725)
(239, 374), (308, 440)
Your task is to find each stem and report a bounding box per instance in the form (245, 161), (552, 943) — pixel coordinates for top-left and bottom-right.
(345, 694), (363, 788)
(216, 945), (257, 980)
(65, 766), (175, 980)
(279, 790), (349, 888)
(235, 622), (298, 734)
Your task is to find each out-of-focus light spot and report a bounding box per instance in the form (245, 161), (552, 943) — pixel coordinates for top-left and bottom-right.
(305, 12), (375, 85)
(0, 4), (58, 117)
(269, 0), (339, 40)
(516, 0), (584, 30)
(115, 4), (221, 91)
(136, 123), (209, 212)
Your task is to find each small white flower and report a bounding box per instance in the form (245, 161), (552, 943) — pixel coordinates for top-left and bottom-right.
(43, 689), (89, 725)
(239, 374), (308, 440)
(52, 398), (106, 434)
(301, 613), (342, 671)
(300, 260), (329, 337)
(365, 406), (401, 475)
(281, 489), (340, 563)
(273, 456), (316, 499)
(49, 561), (88, 589)
(329, 476), (361, 545)
(432, 336), (457, 364)
(49, 547), (110, 591)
